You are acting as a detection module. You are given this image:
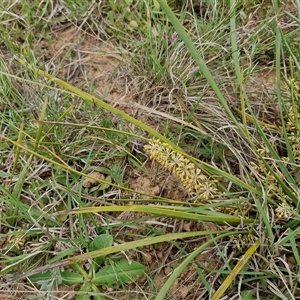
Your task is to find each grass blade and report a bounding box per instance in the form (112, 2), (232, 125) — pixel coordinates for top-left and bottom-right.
(211, 239), (260, 300)
(155, 231), (245, 300)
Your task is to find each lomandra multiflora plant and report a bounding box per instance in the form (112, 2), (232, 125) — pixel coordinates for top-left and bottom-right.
(144, 139), (218, 201)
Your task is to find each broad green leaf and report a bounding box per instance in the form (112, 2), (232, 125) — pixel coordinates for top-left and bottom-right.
(88, 233), (113, 267)
(29, 270), (84, 285)
(91, 284), (106, 300)
(90, 176), (112, 193)
(99, 175), (112, 191)
(89, 234), (113, 252)
(93, 259), (145, 285)
(70, 263), (89, 278)
(241, 290), (254, 300)
(61, 270), (85, 284)
(55, 201), (69, 222)
(28, 270), (52, 283)
(76, 283), (92, 300)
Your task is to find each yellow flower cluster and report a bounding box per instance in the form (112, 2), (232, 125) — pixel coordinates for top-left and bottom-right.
(233, 233), (258, 250)
(275, 202), (293, 219)
(144, 139), (218, 200)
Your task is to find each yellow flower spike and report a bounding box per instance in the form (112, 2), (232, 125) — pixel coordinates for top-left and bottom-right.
(176, 165), (196, 182)
(186, 168), (202, 181)
(196, 185), (215, 200)
(144, 138), (218, 201)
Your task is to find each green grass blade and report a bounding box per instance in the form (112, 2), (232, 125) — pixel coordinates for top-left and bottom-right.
(229, 0), (241, 83)
(11, 122), (25, 175)
(33, 96), (48, 151)
(53, 205), (255, 225)
(155, 231), (245, 300)
(211, 239), (260, 300)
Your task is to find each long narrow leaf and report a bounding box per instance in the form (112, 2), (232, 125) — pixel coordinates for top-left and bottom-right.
(155, 231), (246, 300)
(52, 205), (255, 225)
(211, 239), (260, 300)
